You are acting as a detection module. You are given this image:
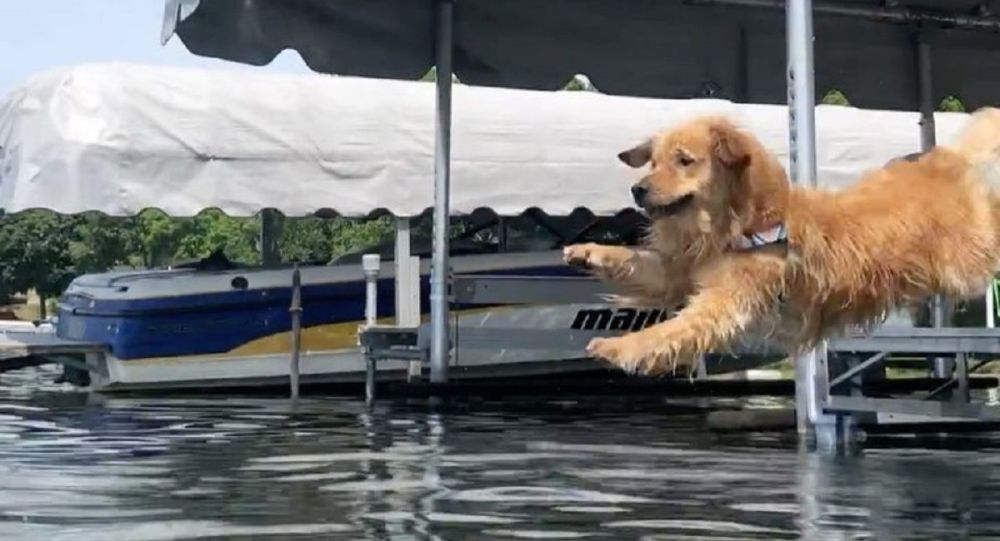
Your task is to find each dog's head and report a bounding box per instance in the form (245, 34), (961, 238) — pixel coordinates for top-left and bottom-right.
(618, 117), (755, 232)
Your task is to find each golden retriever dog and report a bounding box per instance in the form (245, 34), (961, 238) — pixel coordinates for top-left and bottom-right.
(564, 108), (1000, 376)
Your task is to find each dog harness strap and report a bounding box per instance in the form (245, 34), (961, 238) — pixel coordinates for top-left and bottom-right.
(733, 223), (787, 251)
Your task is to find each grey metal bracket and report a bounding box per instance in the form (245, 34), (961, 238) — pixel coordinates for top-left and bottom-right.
(359, 325), (427, 362)
(825, 396), (1000, 422)
(828, 352), (886, 390)
(830, 327), (1000, 356)
(820, 327), (1000, 435)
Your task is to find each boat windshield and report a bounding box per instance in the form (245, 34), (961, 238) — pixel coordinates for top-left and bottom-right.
(331, 210), (648, 264)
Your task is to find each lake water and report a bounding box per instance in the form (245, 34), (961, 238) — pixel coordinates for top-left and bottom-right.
(2, 366), (999, 540)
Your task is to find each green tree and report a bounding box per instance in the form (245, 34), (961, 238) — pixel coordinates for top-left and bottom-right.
(69, 213), (135, 274)
(938, 96), (966, 113)
(0, 211), (75, 318)
(173, 209), (260, 265)
(821, 89), (850, 106)
(330, 217), (394, 259)
(131, 210), (187, 268)
(563, 74), (597, 92)
(279, 216), (335, 263)
(420, 66), (461, 84)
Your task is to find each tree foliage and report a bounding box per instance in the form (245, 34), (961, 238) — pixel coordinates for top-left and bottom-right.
(819, 90), (970, 113)
(173, 209), (260, 265)
(279, 216), (336, 264)
(0, 209), (396, 313)
(330, 216), (395, 259)
(130, 211), (182, 268)
(563, 74), (598, 92)
(70, 213), (136, 273)
(821, 89), (850, 106)
(938, 96), (966, 113)
(0, 211), (76, 316)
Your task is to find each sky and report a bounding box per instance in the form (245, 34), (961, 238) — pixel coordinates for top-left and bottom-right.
(0, 1), (311, 94)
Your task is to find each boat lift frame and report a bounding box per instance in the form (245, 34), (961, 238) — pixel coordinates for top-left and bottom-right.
(360, 0), (1000, 449)
(1, 0), (996, 449)
(781, 0), (1000, 448)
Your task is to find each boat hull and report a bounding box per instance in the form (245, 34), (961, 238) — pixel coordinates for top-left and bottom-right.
(57, 252), (780, 391)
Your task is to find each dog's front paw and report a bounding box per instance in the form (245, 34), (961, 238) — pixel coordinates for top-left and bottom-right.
(587, 336), (699, 377)
(563, 243), (613, 268)
(586, 336), (645, 374)
(562, 244), (633, 280)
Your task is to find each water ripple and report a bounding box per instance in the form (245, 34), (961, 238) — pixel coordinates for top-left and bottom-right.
(0, 368), (998, 540)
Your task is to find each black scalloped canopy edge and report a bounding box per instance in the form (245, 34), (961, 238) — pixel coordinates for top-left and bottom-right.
(0, 206), (646, 221)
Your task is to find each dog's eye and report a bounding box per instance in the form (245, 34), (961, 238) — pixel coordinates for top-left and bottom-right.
(676, 153), (695, 167)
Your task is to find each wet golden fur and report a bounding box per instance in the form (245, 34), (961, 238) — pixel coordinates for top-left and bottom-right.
(564, 108), (1000, 376)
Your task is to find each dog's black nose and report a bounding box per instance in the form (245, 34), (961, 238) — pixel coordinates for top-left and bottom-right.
(631, 184), (648, 206)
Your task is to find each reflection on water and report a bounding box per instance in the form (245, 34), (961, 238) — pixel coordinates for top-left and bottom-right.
(1, 366), (999, 540)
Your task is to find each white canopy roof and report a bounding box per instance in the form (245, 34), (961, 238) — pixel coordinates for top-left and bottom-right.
(0, 63), (969, 218)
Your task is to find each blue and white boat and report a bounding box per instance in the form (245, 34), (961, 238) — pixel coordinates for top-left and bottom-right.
(56, 246), (621, 389)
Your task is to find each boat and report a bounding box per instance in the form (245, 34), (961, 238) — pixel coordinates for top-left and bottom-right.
(55, 211), (687, 390)
(1, 63), (970, 391)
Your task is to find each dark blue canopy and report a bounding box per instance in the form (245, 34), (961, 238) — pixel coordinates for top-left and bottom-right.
(163, 0), (1000, 110)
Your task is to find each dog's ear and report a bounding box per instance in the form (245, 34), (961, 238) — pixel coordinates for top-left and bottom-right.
(618, 140), (653, 168)
(710, 123), (752, 170)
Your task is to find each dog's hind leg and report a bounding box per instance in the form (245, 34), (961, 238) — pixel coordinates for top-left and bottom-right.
(586, 251), (786, 376)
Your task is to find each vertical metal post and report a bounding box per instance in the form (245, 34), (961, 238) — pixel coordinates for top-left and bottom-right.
(362, 254), (381, 404)
(917, 32), (936, 152)
(260, 208), (283, 267)
(430, 0), (454, 383)
(955, 352), (970, 404)
(289, 265), (302, 399)
(988, 281), (996, 328)
(787, 0), (817, 188)
(917, 28), (955, 379)
(787, 0), (843, 447)
(497, 217), (508, 251)
(395, 218), (423, 381)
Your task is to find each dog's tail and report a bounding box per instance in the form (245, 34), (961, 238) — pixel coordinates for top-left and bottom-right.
(946, 107), (1000, 189)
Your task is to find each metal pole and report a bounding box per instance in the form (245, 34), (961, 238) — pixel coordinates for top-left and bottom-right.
(787, 0), (835, 444)
(430, 0), (454, 383)
(362, 254), (381, 404)
(956, 352), (970, 404)
(917, 33), (936, 152)
(394, 218), (412, 319)
(688, 0), (1000, 32)
(916, 29), (955, 379)
(289, 265), (302, 399)
(395, 218), (423, 381)
(787, 0), (817, 187)
(988, 281), (996, 328)
(260, 208), (283, 267)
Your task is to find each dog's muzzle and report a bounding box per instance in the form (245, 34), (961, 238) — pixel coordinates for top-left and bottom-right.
(631, 182), (695, 217)
(631, 184), (649, 206)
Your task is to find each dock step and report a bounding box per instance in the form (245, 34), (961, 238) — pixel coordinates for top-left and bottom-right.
(0, 330), (107, 376)
(0, 331), (105, 361)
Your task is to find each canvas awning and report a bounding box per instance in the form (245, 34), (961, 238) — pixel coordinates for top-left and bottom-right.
(163, 0), (1000, 111)
(0, 63), (967, 217)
